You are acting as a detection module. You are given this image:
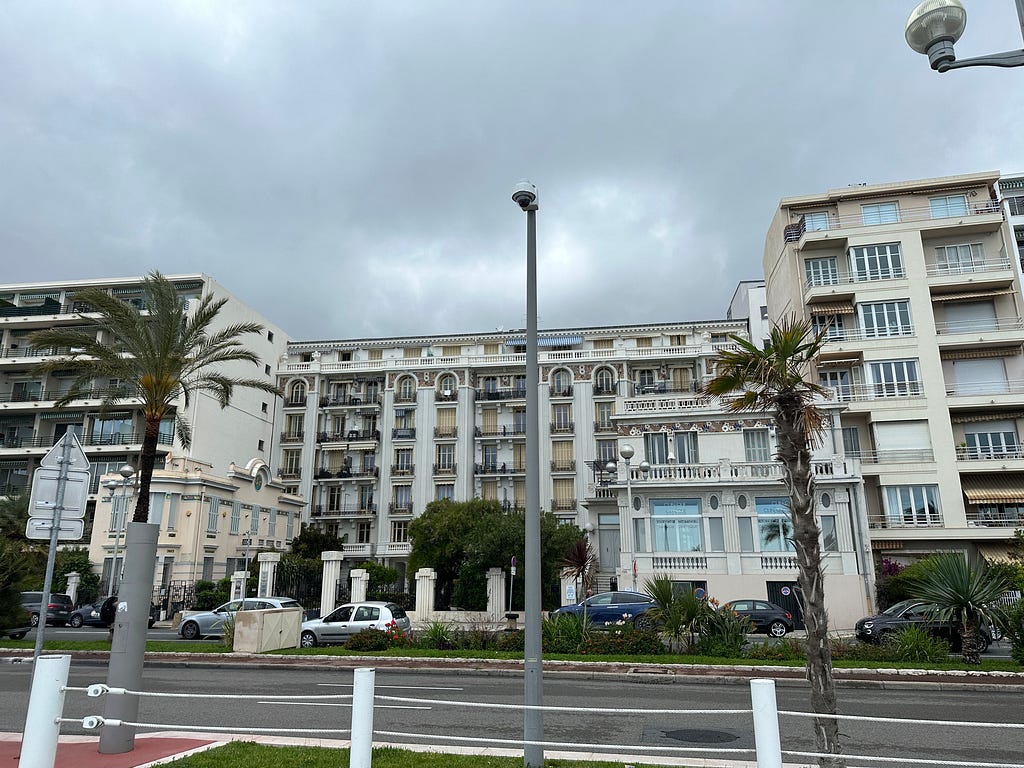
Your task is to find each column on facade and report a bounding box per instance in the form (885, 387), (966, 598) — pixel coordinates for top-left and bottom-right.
(256, 552), (281, 597)
(350, 568), (369, 602)
(720, 492), (743, 575)
(415, 567), (437, 619)
(320, 550), (345, 617)
(65, 572), (80, 605)
(486, 567), (506, 620)
(230, 570), (248, 601)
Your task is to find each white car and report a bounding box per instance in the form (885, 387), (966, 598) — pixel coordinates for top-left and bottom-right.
(178, 597), (303, 640)
(300, 601), (410, 647)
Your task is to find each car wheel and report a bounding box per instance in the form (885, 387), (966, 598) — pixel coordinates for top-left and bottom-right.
(768, 621), (788, 638)
(29, 613), (39, 627)
(8, 632), (26, 640)
(69, 615), (84, 628)
(300, 631), (318, 648)
(633, 614), (656, 631)
(180, 621), (200, 641)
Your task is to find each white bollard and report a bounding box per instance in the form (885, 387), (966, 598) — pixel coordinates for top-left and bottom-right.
(750, 678), (783, 768)
(20, 654), (71, 768)
(349, 667), (375, 768)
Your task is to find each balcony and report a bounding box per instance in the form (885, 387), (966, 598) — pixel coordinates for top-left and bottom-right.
(314, 466), (379, 480)
(549, 385), (574, 398)
(550, 421), (574, 434)
(435, 390), (458, 402)
(313, 502), (376, 517)
(0, 386), (133, 403)
(946, 379), (1024, 398)
(392, 427), (416, 440)
(475, 388), (527, 401)
(550, 459), (576, 472)
(391, 464), (415, 476)
(389, 503), (414, 516)
(824, 382), (924, 402)
(966, 507), (1024, 527)
(593, 421), (616, 434)
(319, 395), (380, 409)
(550, 498), (577, 511)
(804, 267), (906, 291)
(332, 429), (381, 442)
(630, 381), (700, 397)
(280, 469), (302, 480)
(926, 257), (1014, 279)
(956, 444), (1024, 461)
(393, 392), (417, 404)
(382, 542), (412, 556)
(280, 431), (305, 443)
(634, 456), (857, 484)
(819, 326), (915, 344)
(593, 382), (619, 396)
(341, 543), (375, 558)
(475, 462), (514, 475)
(935, 317), (1024, 335)
(283, 398), (306, 409)
(854, 448), (934, 464)
(433, 426), (457, 438)
(432, 463), (456, 476)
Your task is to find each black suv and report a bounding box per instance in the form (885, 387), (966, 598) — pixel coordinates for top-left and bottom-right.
(722, 599), (795, 637)
(855, 599), (992, 652)
(20, 591), (74, 627)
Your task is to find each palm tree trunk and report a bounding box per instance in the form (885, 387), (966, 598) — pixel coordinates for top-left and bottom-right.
(131, 417), (161, 523)
(961, 621), (982, 665)
(775, 396), (845, 768)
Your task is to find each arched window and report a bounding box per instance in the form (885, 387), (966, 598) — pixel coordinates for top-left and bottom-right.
(438, 374), (457, 398)
(594, 368), (615, 395)
(289, 381), (306, 404)
(397, 376), (417, 402)
(552, 369), (572, 396)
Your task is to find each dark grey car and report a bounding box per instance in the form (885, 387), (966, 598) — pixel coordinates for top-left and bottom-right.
(20, 591), (73, 627)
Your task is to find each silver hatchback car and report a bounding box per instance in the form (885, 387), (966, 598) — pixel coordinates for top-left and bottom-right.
(300, 601), (410, 647)
(178, 596), (303, 640)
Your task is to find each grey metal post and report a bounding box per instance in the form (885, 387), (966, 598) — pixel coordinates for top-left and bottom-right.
(349, 667), (375, 768)
(1017, 0), (1024, 46)
(20, 654), (70, 768)
(33, 436), (73, 660)
(522, 187), (544, 768)
(99, 522), (159, 754)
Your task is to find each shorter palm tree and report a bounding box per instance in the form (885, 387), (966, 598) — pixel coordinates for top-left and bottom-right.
(907, 553), (1012, 664)
(643, 576), (710, 652)
(561, 538), (598, 624)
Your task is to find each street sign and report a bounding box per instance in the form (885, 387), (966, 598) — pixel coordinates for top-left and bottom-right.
(28, 467), (91, 520)
(39, 432), (90, 471)
(25, 517), (85, 541)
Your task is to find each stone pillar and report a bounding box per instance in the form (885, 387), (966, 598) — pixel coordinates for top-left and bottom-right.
(256, 552), (281, 597)
(320, 550), (345, 618)
(486, 567), (506, 620)
(65, 572), (81, 605)
(230, 570), (248, 601)
(415, 567), (436, 619)
(350, 568), (369, 603)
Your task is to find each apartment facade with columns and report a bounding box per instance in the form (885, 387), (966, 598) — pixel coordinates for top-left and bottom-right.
(763, 170), (1023, 570)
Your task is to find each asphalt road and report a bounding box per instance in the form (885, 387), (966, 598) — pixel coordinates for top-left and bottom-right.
(1, 661), (1022, 766)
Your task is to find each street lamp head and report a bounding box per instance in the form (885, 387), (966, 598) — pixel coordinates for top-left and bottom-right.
(103, 480), (119, 490)
(512, 180), (538, 210)
(604, 461), (617, 475)
(639, 460), (651, 476)
(619, 443), (635, 461)
(118, 464), (136, 479)
(906, 0), (966, 68)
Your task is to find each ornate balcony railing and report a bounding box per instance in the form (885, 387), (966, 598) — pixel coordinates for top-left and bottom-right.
(280, 431), (305, 442)
(392, 427), (416, 439)
(550, 460), (576, 472)
(433, 426), (457, 438)
(550, 422), (574, 434)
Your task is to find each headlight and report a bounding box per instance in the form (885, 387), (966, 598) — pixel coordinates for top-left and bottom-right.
(863, 621), (874, 629)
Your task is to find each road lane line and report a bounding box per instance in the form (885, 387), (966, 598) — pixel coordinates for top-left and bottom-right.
(316, 683), (462, 691)
(260, 700), (431, 710)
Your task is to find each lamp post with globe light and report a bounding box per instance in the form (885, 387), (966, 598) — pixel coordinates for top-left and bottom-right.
(103, 464), (136, 595)
(906, 0), (1024, 71)
(606, 444), (650, 590)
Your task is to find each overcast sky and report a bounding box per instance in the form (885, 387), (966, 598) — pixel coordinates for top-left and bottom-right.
(2, 2), (1023, 341)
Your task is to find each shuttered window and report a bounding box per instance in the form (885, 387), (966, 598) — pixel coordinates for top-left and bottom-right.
(436, 408), (456, 428)
(482, 408), (498, 433)
(481, 479), (498, 500)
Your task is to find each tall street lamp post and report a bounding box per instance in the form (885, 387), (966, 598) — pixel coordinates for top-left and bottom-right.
(906, 0), (1024, 71)
(512, 180), (543, 768)
(103, 464), (136, 595)
(607, 445), (649, 591)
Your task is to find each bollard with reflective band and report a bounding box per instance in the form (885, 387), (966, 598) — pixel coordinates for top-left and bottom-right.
(21, 654), (71, 768)
(750, 678), (783, 768)
(350, 667), (375, 768)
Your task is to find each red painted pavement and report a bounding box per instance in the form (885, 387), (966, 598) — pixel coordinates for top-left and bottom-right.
(0, 736), (217, 767)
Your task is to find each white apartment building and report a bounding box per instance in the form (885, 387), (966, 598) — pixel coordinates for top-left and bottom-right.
(0, 274), (291, 577)
(998, 173), (1024, 273)
(764, 170), (1022, 570)
(279, 320), (872, 626)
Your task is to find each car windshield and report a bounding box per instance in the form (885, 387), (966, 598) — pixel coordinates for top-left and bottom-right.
(279, 600), (301, 610)
(881, 599), (920, 617)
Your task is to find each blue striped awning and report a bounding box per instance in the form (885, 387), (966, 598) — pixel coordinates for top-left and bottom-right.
(505, 335), (582, 348)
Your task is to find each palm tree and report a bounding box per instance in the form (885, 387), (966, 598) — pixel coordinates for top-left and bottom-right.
(705, 317), (844, 768)
(907, 553), (1012, 664)
(561, 538), (598, 600)
(29, 271), (281, 525)
(29, 271), (280, 750)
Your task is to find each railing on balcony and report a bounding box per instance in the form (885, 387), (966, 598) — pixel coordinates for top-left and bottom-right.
(549, 385), (574, 397)
(319, 395), (381, 408)
(433, 426), (457, 438)
(475, 462), (511, 475)
(550, 421), (574, 434)
(805, 267), (906, 289)
(868, 512), (944, 529)
(474, 425), (525, 437)
(0, 386), (134, 403)
(313, 502), (376, 517)
(393, 392), (417, 404)
(313, 466), (378, 480)
(280, 431), (304, 442)
(389, 503), (414, 516)
(967, 507), (1024, 527)
(550, 498), (577, 511)
(0, 431), (173, 449)
(854, 448), (935, 463)
(593, 383), (619, 396)
(585, 483), (616, 500)
(283, 398), (307, 408)
(946, 379), (1024, 397)
(824, 382), (924, 402)
(819, 326), (915, 342)
(651, 555), (709, 570)
(550, 460), (576, 472)
(637, 457), (854, 482)
(432, 463), (456, 476)
(391, 427), (416, 439)
(935, 317), (1024, 335)
(391, 465), (415, 476)
(630, 381), (701, 397)
(341, 543), (375, 557)
(328, 429), (380, 441)
(956, 444), (1024, 461)
(382, 542), (412, 556)
(280, 469), (302, 479)
(926, 257), (1013, 277)
(785, 200), (1002, 243)
(593, 420), (616, 434)
(475, 388), (527, 401)
(760, 555), (798, 571)
(435, 390), (458, 402)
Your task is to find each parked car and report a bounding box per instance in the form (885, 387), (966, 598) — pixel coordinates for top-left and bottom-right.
(549, 591), (657, 628)
(300, 601), (411, 647)
(178, 597), (303, 640)
(855, 599), (992, 652)
(68, 597), (156, 629)
(721, 599), (795, 637)
(20, 591), (73, 627)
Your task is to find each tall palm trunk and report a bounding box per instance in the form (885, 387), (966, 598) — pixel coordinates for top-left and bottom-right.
(960, 620), (983, 665)
(131, 417), (161, 523)
(775, 393), (844, 768)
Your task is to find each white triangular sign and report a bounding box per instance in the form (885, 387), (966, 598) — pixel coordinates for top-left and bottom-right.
(38, 432), (90, 471)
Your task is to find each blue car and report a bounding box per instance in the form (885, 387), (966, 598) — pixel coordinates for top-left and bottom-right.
(550, 590), (657, 628)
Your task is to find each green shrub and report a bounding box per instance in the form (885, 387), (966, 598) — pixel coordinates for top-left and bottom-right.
(541, 613), (589, 654)
(883, 625), (950, 663)
(494, 629), (525, 652)
(454, 627), (498, 651)
(193, 578), (231, 610)
(418, 620), (457, 650)
(829, 636), (896, 663)
(344, 628), (391, 651)
(1005, 600), (1024, 665)
(745, 638), (805, 661)
(697, 607), (753, 658)
(580, 620), (664, 656)
(221, 615), (235, 649)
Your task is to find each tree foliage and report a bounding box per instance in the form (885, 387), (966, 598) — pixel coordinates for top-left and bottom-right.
(409, 499), (582, 610)
(290, 524), (347, 560)
(53, 548), (103, 605)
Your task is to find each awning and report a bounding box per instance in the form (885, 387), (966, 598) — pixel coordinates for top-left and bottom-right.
(505, 335), (583, 347)
(977, 543), (1014, 564)
(871, 540), (902, 550)
(932, 289), (1016, 302)
(816, 357), (862, 366)
(951, 411), (1024, 423)
(39, 411), (84, 420)
(941, 346), (1021, 361)
(809, 303), (855, 315)
(1000, 179), (1024, 191)
(961, 474), (1024, 504)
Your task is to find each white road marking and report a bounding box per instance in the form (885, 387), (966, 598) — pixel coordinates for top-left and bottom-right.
(259, 700), (431, 710)
(316, 683), (462, 691)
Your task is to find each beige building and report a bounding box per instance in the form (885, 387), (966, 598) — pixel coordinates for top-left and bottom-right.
(764, 170), (1022, 569)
